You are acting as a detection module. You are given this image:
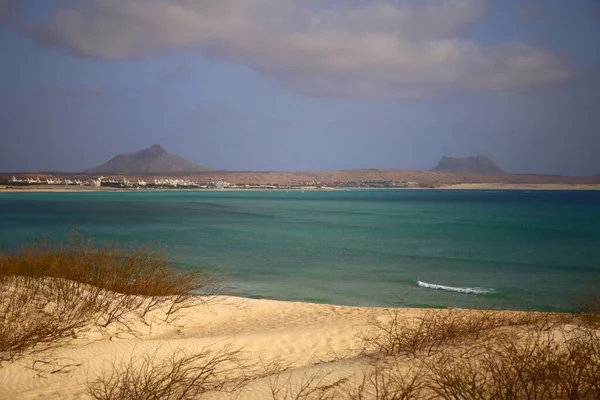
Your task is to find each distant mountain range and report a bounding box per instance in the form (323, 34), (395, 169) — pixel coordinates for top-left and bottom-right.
(431, 156), (505, 175)
(84, 145), (211, 174)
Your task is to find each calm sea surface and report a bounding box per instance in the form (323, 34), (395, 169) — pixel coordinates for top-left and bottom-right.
(1, 190), (599, 310)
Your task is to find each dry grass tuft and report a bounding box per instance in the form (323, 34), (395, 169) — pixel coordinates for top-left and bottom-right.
(87, 345), (247, 400)
(1, 233), (217, 302)
(1, 277), (71, 362)
(0, 234), (219, 363)
(0, 275), (102, 363)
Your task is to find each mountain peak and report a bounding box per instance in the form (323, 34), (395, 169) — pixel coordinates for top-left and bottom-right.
(84, 145), (211, 174)
(432, 155), (505, 175)
(135, 145), (168, 158)
(147, 144), (166, 153)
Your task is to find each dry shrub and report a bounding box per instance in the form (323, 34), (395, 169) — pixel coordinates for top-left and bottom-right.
(1, 233), (218, 310)
(0, 275), (100, 363)
(262, 362), (349, 400)
(350, 325), (600, 400)
(572, 294), (600, 329)
(257, 355), (425, 400)
(361, 306), (565, 359)
(554, 326), (600, 399)
(0, 277), (65, 362)
(426, 331), (558, 400)
(87, 344), (247, 400)
(347, 358), (426, 400)
(0, 234), (219, 363)
(356, 300), (600, 399)
(425, 325), (600, 400)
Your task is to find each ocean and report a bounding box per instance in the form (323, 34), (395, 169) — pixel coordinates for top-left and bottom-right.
(1, 189), (599, 311)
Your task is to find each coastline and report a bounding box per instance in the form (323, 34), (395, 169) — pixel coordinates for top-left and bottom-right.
(437, 183), (600, 190)
(2, 183), (600, 193)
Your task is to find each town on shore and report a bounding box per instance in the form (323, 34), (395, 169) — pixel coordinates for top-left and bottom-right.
(2, 146), (599, 191)
(1, 175), (423, 190)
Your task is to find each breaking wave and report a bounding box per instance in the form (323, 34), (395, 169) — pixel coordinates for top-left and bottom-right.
(417, 280), (494, 295)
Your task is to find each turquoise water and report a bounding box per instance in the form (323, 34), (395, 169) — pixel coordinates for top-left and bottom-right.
(1, 190), (599, 310)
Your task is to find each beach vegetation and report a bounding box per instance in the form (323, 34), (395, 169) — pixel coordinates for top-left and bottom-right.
(87, 344), (247, 400)
(261, 360), (349, 400)
(346, 358), (426, 400)
(572, 293), (600, 329)
(0, 234), (218, 363)
(354, 303), (600, 400)
(423, 324), (600, 400)
(360, 306), (566, 359)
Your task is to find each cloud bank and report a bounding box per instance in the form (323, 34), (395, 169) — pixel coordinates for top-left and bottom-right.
(31, 0), (573, 98)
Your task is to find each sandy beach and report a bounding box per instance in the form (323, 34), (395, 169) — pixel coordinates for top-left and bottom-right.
(438, 183), (600, 190)
(0, 296), (407, 399)
(1, 294), (598, 399)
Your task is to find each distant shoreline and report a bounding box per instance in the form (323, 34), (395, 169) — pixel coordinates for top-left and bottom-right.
(437, 183), (600, 191)
(2, 183), (600, 193)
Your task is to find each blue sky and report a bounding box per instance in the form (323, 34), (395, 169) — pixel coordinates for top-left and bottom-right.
(0, 0), (599, 175)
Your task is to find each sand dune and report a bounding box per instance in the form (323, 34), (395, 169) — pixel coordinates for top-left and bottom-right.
(0, 296), (416, 399)
(2, 295), (597, 399)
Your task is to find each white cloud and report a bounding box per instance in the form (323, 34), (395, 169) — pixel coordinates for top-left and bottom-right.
(31, 0), (573, 98)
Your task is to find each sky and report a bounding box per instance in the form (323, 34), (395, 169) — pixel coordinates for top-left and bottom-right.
(0, 0), (599, 175)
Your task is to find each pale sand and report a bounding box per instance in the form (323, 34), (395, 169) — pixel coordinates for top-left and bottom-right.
(0, 296), (422, 399)
(439, 183), (600, 190)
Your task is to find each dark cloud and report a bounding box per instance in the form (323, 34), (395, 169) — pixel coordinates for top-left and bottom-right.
(28, 0), (574, 99)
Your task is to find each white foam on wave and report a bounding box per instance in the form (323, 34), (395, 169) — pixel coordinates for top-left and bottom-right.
(417, 280), (494, 295)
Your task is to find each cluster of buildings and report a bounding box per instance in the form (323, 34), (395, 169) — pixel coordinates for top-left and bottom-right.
(334, 180), (421, 188)
(296, 180), (422, 188)
(150, 179), (232, 189)
(4, 176), (238, 190)
(3, 176), (427, 190)
(9, 176), (102, 187)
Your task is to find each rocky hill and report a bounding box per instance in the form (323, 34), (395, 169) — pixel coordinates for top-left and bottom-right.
(84, 145), (210, 174)
(431, 156), (505, 175)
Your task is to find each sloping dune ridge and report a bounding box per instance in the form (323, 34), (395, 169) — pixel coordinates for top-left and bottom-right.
(0, 296), (395, 399)
(2, 292), (599, 399)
